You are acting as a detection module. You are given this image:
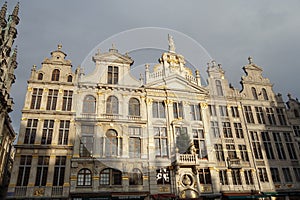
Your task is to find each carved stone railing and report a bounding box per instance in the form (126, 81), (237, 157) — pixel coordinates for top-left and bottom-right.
(176, 153), (197, 165)
(100, 113), (120, 120)
(185, 74), (197, 84)
(14, 186), (27, 196)
(51, 186), (63, 196)
(149, 69), (164, 80)
(127, 115), (142, 121)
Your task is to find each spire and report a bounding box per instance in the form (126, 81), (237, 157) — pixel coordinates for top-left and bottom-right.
(10, 2), (19, 25)
(0, 2), (7, 21)
(12, 2), (19, 17)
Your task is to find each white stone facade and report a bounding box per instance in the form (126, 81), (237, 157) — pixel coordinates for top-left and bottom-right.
(7, 39), (300, 200)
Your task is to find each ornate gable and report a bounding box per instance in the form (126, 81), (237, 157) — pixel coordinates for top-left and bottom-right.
(92, 46), (133, 65)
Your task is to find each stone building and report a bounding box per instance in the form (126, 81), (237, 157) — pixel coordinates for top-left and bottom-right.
(0, 2), (19, 198)
(7, 35), (300, 200)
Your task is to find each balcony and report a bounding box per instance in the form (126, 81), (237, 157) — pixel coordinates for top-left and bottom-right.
(52, 186), (63, 196)
(227, 158), (242, 168)
(14, 186), (27, 196)
(175, 153), (197, 165)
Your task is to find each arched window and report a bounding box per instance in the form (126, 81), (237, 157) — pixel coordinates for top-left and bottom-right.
(83, 95), (96, 113)
(106, 96), (118, 114)
(38, 73), (43, 80)
(77, 168), (92, 186)
(129, 98), (140, 116)
(262, 88), (268, 100)
(105, 129), (120, 157)
(251, 87), (258, 100)
(51, 69), (60, 81)
(129, 168), (143, 185)
(67, 75), (72, 82)
(99, 168), (122, 185)
(215, 80), (223, 96)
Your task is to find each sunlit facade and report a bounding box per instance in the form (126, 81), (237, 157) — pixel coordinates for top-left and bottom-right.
(7, 37), (300, 200)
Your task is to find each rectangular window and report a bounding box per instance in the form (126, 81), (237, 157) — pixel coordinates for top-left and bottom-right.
(261, 132), (275, 159)
(62, 90), (73, 111)
(293, 125), (300, 137)
(58, 120), (70, 145)
(282, 168), (292, 182)
(24, 119), (38, 144)
(255, 107), (266, 124)
(238, 145), (249, 161)
(46, 89), (58, 110)
(270, 168), (281, 183)
(266, 108), (276, 125)
(219, 105), (228, 117)
(190, 104), (201, 121)
(156, 168), (170, 184)
(293, 168), (300, 182)
(193, 129), (207, 159)
(258, 168), (269, 182)
(208, 105), (217, 116)
(226, 144), (237, 159)
(283, 132), (297, 160)
(276, 108), (287, 125)
(80, 136), (93, 157)
(154, 127), (168, 157)
(152, 101), (166, 118)
(210, 121), (220, 138)
(35, 156), (49, 186)
(219, 170), (228, 185)
(273, 132), (286, 160)
(222, 122), (232, 138)
(199, 169), (211, 184)
(41, 120), (54, 144)
(234, 123), (244, 138)
(16, 155), (32, 186)
(231, 106), (240, 118)
(173, 101), (184, 119)
(30, 88), (43, 109)
(244, 170), (254, 185)
(250, 131), (263, 159)
(244, 106), (254, 123)
(107, 66), (118, 84)
(53, 156), (66, 186)
(214, 144), (225, 161)
(129, 127), (142, 158)
(231, 169), (242, 185)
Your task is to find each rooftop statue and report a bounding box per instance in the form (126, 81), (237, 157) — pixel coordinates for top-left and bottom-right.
(168, 34), (176, 53)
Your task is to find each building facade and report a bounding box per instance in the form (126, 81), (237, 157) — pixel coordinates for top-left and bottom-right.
(7, 36), (300, 200)
(0, 2), (19, 198)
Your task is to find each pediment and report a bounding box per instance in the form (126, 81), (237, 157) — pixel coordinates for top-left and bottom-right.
(145, 74), (208, 95)
(93, 52), (133, 65)
(244, 63), (263, 71)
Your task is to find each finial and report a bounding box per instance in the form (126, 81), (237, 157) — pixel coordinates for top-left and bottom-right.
(12, 2), (19, 17)
(97, 48), (101, 55)
(218, 64), (222, 68)
(145, 64), (149, 70)
(57, 44), (62, 50)
(211, 60), (217, 67)
(0, 2), (7, 20)
(287, 93), (291, 99)
(248, 56), (253, 64)
(168, 34), (176, 53)
(32, 65), (36, 70)
(109, 43), (118, 53)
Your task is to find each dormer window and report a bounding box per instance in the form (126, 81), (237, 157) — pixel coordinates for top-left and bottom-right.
(38, 73), (43, 80)
(107, 66), (118, 84)
(52, 69), (60, 81)
(67, 75), (72, 82)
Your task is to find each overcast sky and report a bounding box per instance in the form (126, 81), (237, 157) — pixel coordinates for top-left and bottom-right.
(6, 0), (300, 131)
